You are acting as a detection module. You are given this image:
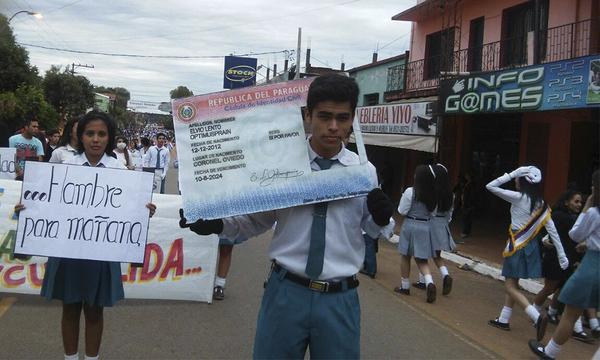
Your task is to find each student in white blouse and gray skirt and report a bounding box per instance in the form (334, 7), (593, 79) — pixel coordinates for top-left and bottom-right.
(486, 166), (569, 344)
(529, 170), (600, 359)
(394, 164), (438, 303)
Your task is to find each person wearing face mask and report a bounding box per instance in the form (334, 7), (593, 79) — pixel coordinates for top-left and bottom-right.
(114, 135), (134, 170)
(533, 189), (593, 342)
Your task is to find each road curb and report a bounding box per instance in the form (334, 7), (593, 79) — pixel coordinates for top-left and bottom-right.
(441, 250), (544, 295)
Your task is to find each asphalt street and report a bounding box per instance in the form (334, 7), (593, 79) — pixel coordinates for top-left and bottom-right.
(0, 167), (598, 359)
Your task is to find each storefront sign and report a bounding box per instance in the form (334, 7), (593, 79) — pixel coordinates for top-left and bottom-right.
(439, 55), (600, 114)
(172, 78), (374, 222)
(14, 162), (154, 263)
(223, 56), (258, 89)
(357, 102), (437, 136)
(0, 179), (218, 302)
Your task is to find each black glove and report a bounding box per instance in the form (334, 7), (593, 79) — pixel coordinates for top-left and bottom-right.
(179, 209), (224, 235)
(366, 188), (393, 226)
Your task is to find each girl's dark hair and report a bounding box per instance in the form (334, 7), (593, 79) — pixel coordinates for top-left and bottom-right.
(115, 135), (130, 165)
(593, 170), (599, 211)
(76, 111), (117, 155)
(434, 164), (453, 212)
(518, 176), (544, 214)
(552, 189), (582, 213)
(413, 165), (437, 212)
(59, 116), (81, 147)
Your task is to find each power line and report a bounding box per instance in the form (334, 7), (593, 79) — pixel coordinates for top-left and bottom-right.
(16, 43), (293, 59)
(44, 0), (86, 15)
(20, 0), (365, 45)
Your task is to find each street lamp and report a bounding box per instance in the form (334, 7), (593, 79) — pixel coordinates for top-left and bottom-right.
(8, 10), (43, 24)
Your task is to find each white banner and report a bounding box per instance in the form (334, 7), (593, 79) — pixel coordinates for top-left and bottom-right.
(0, 148), (16, 180)
(172, 78), (374, 221)
(15, 162), (154, 263)
(0, 179), (218, 302)
(127, 100), (171, 115)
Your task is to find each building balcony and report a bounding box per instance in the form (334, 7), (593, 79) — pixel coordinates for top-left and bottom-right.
(385, 17), (599, 101)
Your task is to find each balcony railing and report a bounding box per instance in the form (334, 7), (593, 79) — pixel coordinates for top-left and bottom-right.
(387, 17), (599, 94)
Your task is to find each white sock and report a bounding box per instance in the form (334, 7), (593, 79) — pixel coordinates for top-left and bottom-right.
(84, 356), (98, 360)
(525, 305), (541, 322)
(439, 266), (449, 278)
(401, 278), (410, 289)
(573, 316), (583, 333)
(424, 274), (433, 286)
(499, 306), (512, 323)
(533, 303), (542, 312)
(589, 317), (599, 330)
(214, 276), (226, 288)
(548, 306), (558, 316)
(418, 273), (425, 283)
(65, 354), (78, 360)
(545, 338), (562, 359)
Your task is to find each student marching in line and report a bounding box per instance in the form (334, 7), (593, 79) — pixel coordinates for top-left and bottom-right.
(529, 170), (600, 359)
(533, 189), (594, 342)
(213, 236), (248, 300)
(394, 164), (438, 303)
(486, 166), (569, 342)
(180, 74), (394, 359)
(413, 164), (456, 294)
(49, 116), (80, 165)
(15, 111), (157, 360)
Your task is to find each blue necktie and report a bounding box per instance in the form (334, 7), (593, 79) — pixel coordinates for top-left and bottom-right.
(305, 157), (334, 280)
(155, 148), (162, 169)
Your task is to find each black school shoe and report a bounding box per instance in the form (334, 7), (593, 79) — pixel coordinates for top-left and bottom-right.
(213, 286), (225, 300)
(536, 314), (549, 341)
(442, 275), (453, 295)
(394, 286), (410, 295)
(359, 269), (376, 279)
(488, 318), (510, 331)
(547, 313), (559, 325)
(572, 330), (594, 343)
(528, 340), (554, 359)
(592, 328), (600, 340)
(426, 283), (436, 303)
(412, 281), (426, 290)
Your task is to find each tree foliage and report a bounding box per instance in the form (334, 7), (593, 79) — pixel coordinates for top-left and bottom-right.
(93, 85), (131, 126)
(0, 14), (41, 93)
(42, 65), (94, 119)
(0, 84), (59, 132)
(170, 86), (194, 99)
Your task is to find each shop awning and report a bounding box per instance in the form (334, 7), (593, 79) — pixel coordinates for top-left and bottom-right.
(354, 132), (438, 153)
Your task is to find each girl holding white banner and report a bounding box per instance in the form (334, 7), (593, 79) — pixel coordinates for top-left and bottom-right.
(15, 111), (156, 360)
(486, 166), (569, 343)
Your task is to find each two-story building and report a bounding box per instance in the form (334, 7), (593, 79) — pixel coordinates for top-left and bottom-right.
(390, 0), (598, 221)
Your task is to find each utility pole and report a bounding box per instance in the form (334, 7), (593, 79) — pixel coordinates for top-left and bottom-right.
(295, 28), (302, 80)
(70, 63), (94, 75)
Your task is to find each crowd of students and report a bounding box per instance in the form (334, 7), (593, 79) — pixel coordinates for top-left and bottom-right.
(4, 74), (598, 360)
(5, 115), (175, 195)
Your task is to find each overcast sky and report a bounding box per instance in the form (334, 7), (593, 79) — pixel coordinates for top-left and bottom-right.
(2, 0), (414, 103)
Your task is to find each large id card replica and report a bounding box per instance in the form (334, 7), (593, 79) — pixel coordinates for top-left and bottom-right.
(15, 162), (154, 263)
(172, 78), (374, 221)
